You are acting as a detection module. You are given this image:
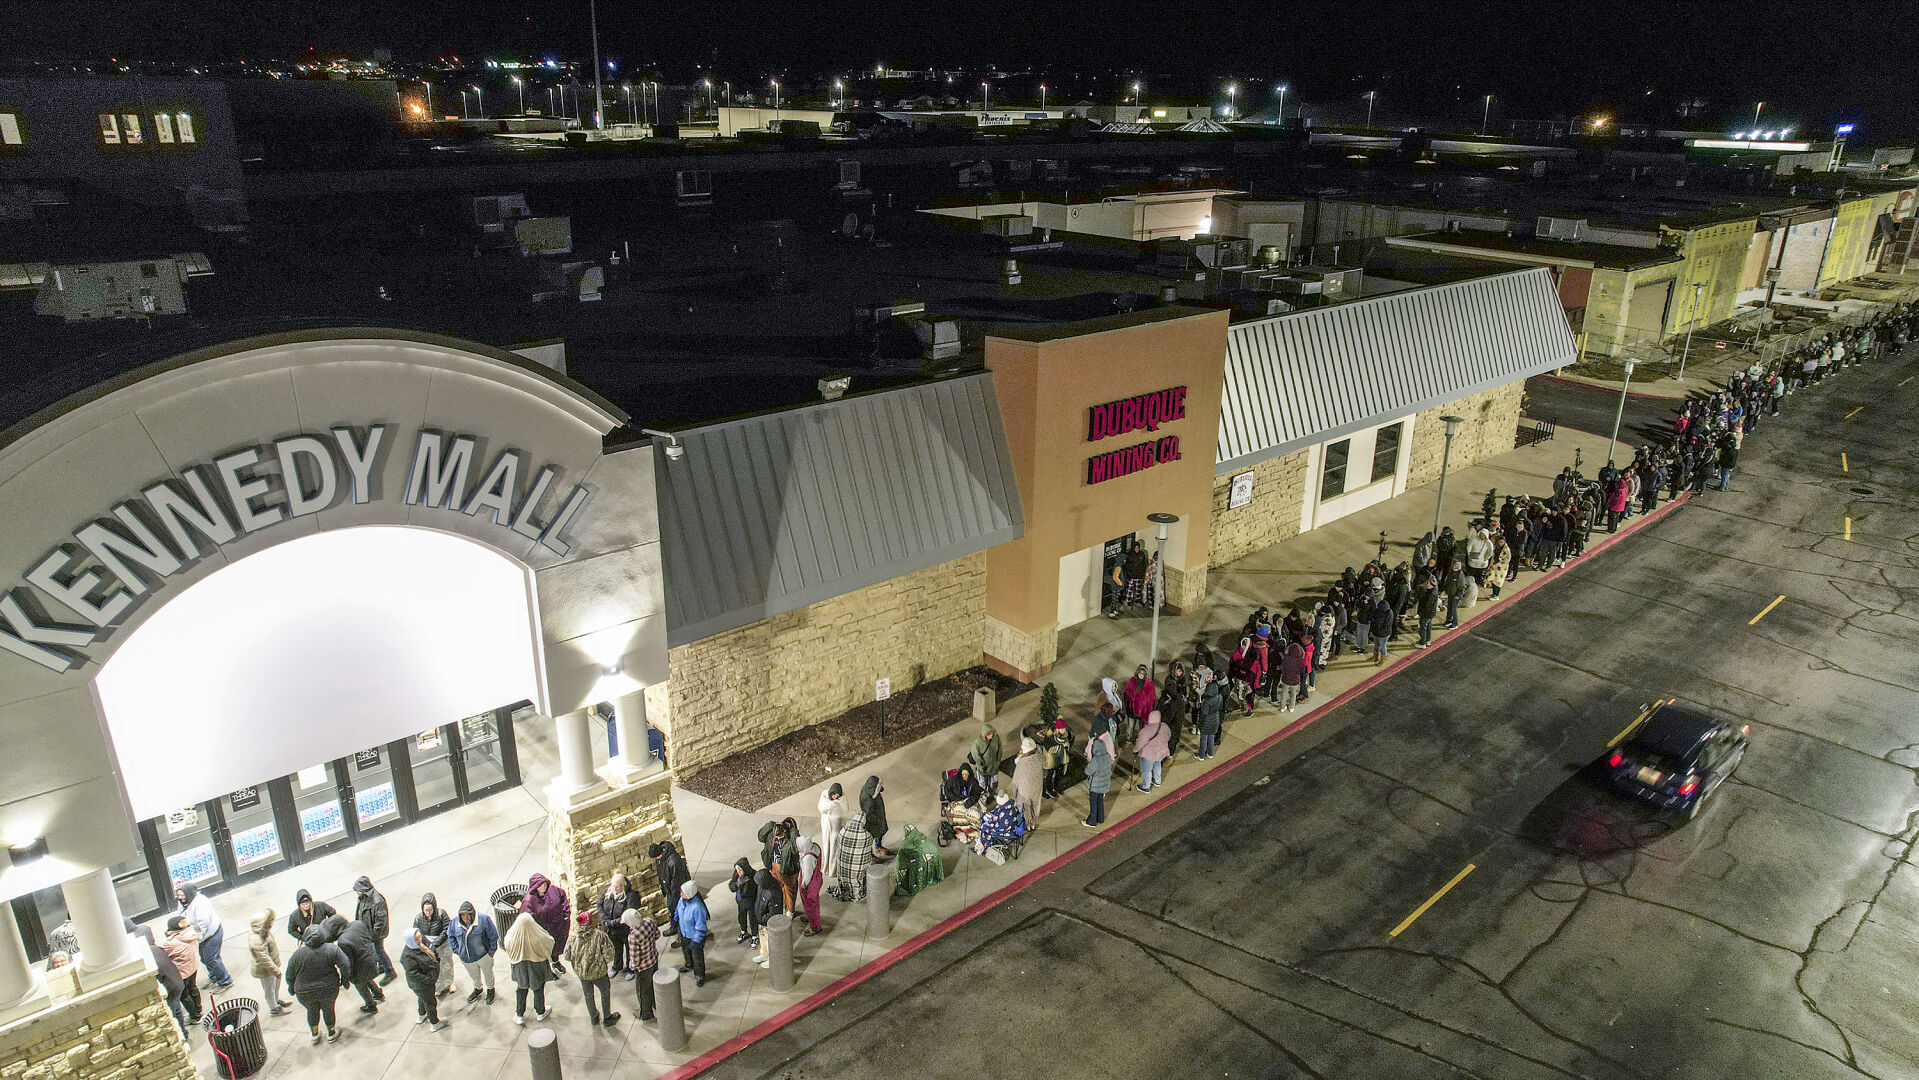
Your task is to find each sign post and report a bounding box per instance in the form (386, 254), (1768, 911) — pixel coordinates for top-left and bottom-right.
(875, 677), (891, 739)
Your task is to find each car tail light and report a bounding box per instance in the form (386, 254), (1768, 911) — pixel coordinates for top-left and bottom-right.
(1607, 752), (1624, 768)
(1678, 779), (1699, 796)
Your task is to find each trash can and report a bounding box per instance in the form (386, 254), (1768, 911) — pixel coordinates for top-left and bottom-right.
(203, 998), (267, 1079)
(491, 884), (527, 929)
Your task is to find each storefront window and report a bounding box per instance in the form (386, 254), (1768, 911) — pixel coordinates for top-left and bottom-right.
(158, 804), (222, 891)
(1321, 439), (1351, 500)
(460, 711), (508, 793)
(294, 763), (350, 849)
(411, 725), (460, 813)
(1372, 423), (1403, 484)
(347, 746), (400, 830)
(223, 785), (286, 877)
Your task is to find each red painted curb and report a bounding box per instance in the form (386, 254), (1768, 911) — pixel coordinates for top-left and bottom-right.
(657, 492), (1692, 1079)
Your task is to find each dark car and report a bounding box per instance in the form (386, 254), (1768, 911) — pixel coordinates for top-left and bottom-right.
(1598, 702), (1749, 820)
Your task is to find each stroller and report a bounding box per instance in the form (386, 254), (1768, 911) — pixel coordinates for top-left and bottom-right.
(936, 766), (987, 848)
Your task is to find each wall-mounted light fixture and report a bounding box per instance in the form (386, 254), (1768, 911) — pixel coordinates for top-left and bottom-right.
(6, 836), (50, 867)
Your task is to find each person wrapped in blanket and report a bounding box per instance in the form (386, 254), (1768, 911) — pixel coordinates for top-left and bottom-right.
(941, 764), (986, 809)
(972, 791), (1027, 855)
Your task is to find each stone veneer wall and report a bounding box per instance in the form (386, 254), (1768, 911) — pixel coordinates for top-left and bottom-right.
(1161, 564), (1207, 613)
(1207, 447), (1312, 567)
(548, 769), (682, 927)
(1404, 382), (1526, 490)
(645, 552), (987, 781)
(0, 968), (194, 1080)
(982, 616), (1058, 683)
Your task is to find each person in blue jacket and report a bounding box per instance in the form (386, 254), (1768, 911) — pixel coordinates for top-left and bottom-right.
(673, 881), (709, 986)
(448, 901), (500, 1004)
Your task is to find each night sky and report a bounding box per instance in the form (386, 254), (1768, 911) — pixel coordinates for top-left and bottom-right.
(7, 0), (1916, 137)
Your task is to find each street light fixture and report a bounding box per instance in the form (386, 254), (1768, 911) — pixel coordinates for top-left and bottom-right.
(1226, 82), (1237, 119)
(1275, 83), (1288, 125)
(1365, 90), (1377, 128)
(623, 83), (634, 124)
(471, 85), (483, 118)
(982, 81), (989, 113)
(460, 89), (471, 119)
(1752, 101), (1764, 130)
(1606, 360), (1637, 466)
(511, 75), (524, 116)
(1145, 513), (1180, 684)
(1432, 416), (1466, 539)
(1481, 93), (1493, 135)
(1131, 79), (1143, 104)
(1040, 83), (1047, 109)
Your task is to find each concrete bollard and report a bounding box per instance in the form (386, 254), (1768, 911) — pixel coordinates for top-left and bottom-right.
(972, 686), (996, 725)
(865, 864), (892, 939)
(528, 1028), (562, 1080)
(653, 967), (687, 1052)
(766, 913), (796, 992)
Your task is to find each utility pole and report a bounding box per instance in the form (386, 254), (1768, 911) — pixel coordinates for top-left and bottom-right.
(588, 0), (604, 128)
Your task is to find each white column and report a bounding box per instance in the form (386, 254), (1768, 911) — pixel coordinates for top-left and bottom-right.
(63, 868), (144, 982)
(548, 709), (606, 807)
(599, 691), (659, 787)
(0, 900), (45, 1014)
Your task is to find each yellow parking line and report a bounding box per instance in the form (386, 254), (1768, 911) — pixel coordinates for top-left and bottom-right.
(1845, 406), (1863, 419)
(1841, 452), (1848, 473)
(1607, 698), (1667, 748)
(1844, 517), (1852, 541)
(1389, 863), (1477, 938)
(1749, 596), (1786, 625)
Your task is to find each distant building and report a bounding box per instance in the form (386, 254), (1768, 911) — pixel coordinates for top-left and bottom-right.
(31, 255), (208, 321)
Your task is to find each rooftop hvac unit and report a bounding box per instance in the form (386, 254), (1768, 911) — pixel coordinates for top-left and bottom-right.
(915, 318), (962, 360)
(1538, 216), (1587, 241)
(832, 159), (862, 190)
(851, 299), (928, 337)
(979, 214), (1034, 239)
(676, 170), (713, 205)
(472, 195), (532, 233)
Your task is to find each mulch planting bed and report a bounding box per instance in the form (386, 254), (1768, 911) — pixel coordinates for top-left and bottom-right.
(680, 667), (1034, 812)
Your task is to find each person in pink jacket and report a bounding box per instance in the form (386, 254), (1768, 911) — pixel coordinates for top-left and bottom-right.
(1121, 666), (1157, 741)
(1133, 709), (1172, 792)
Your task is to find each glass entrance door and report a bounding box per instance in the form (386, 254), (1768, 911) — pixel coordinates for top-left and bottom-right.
(346, 745), (403, 835)
(409, 725), (461, 815)
(157, 803), (224, 892)
(457, 708), (516, 799)
(292, 762), (353, 855)
(220, 784), (288, 881)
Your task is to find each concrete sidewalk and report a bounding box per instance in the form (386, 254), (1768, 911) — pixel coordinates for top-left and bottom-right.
(170, 420), (1662, 1080)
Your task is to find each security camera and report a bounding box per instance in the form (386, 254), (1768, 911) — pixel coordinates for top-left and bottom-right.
(640, 428), (684, 461)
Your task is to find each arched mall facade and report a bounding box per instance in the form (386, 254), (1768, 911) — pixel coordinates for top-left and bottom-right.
(0, 329), (671, 1025)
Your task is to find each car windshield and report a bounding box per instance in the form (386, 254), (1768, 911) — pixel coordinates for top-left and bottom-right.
(1630, 707), (1713, 763)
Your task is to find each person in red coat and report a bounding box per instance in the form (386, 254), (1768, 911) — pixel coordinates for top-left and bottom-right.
(1121, 666), (1156, 741)
(519, 874), (571, 977)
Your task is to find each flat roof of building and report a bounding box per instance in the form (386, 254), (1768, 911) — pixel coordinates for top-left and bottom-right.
(1386, 230), (1687, 271)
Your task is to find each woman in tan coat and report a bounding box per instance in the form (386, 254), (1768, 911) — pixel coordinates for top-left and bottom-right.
(249, 909), (293, 1015)
(1010, 736), (1044, 825)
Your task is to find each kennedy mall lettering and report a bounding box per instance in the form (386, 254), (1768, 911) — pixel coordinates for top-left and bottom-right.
(0, 426), (589, 674)
(1086, 385), (1186, 485)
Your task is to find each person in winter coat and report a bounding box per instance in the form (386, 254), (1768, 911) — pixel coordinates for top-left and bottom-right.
(285, 926), (351, 1043)
(159, 917), (203, 1024)
(751, 869), (782, 967)
(1443, 562), (1469, 629)
(1010, 736), (1044, 825)
(563, 909), (620, 1027)
(146, 927), (191, 1035)
(351, 876), (395, 983)
(1159, 680), (1191, 760)
(727, 859), (759, 942)
(518, 874), (571, 975)
(248, 909), (293, 1016)
(286, 889), (337, 946)
(449, 901), (499, 1004)
(648, 843), (691, 938)
(1121, 666), (1156, 740)
(620, 909), (659, 1022)
(1368, 599), (1394, 664)
(327, 915), (384, 1014)
(1414, 570), (1441, 648)
(968, 722), (1004, 789)
(1278, 639), (1308, 711)
(1465, 525), (1494, 587)
(1083, 716), (1116, 827)
(174, 883), (233, 990)
(835, 811), (875, 903)
(1041, 720), (1071, 799)
(1196, 673), (1225, 759)
(400, 928), (449, 1030)
(796, 833), (825, 935)
(816, 783), (845, 878)
(1487, 540), (1510, 601)
(860, 776), (890, 857)
(765, 820), (800, 913)
(502, 911), (555, 1025)
(1132, 710), (1171, 792)
(412, 893), (455, 997)
(674, 881), (710, 986)
(598, 875), (638, 978)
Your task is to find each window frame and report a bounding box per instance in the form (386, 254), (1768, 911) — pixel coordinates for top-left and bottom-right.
(1320, 438), (1352, 501)
(1370, 422), (1404, 484)
(98, 112), (121, 145)
(175, 111), (195, 143)
(153, 111), (174, 144)
(0, 111), (23, 148)
(119, 113), (143, 144)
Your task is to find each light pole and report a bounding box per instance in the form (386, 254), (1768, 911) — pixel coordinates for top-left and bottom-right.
(1131, 79), (1142, 104)
(1481, 94), (1492, 135)
(1365, 90), (1377, 128)
(1432, 416), (1465, 538)
(622, 84), (634, 124)
(834, 78), (844, 108)
(511, 76), (524, 116)
(1226, 82), (1237, 119)
(1039, 83), (1047, 109)
(424, 81), (433, 117)
(1145, 513), (1180, 683)
(460, 90), (471, 119)
(1677, 283), (1706, 383)
(981, 81), (989, 114)
(723, 80), (731, 108)
(1752, 101), (1764, 130)
(471, 86), (483, 118)
(1606, 360), (1637, 467)
(700, 77), (711, 118)
(588, 0), (604, 129)
(1275, 83), (1288, 124)
(770, 79), (780, 126)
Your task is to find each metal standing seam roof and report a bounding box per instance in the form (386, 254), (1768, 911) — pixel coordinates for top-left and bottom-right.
(1216, 266), (1576, 472)
(657, 371), (1025, 647)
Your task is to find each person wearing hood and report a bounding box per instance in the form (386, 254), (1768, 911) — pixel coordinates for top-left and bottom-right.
(286, 889), (337, 946)
(248, 909), (293, 1016)
(173, 883), (233, 990)
(619, 908), (659, 1022)
(968, 722), (1003, 789)
(1082, 716), (1116, 827)
(502, 910), (556, 1025)
(412, 893), (456, 997)
(1196, 671), (1225, 759)
(764, 820), (799, 914)
(1041, 719), (1071, 799)
(159, 916), (203, 1024)
(1132, 709), (1171, 793)
(727, 859), (759, 944)
(144, 922), (190, 1035)
(400, 928), (449, 1031)
(1010, 736), (1044, 826)
(285, 926), (351, 1044)
(1121, 666), (1156, 741)
(328, 914), (385, 1014)
(835, 807), (875, 902)
(751, 869), (782, 967)
(518, 873), (571, 976)
(674, 880), (710, 986)
(598, 874), (639, 979)
(648, 842), (690, 939)
(449, 900), (500, 1004)
(351, 876), (395, 984)
(564, 909), (620, 1027)
(859, 776), (890, 858)
(817, 783), (845, 878)
(796, 833), (825, 935)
